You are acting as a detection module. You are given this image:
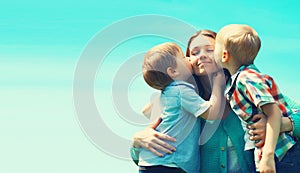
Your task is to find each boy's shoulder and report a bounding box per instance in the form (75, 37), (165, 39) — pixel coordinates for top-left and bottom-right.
(239, 64), (261, 76)
(237, 64), (272, 83)
(166, 80), (196, 91)
(235, 65), (277, 91)
(163, 80), (197, 98)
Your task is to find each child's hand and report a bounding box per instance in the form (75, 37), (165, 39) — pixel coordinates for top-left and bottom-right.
(259, 156), (276, 173)
(212, 70), (226, 88)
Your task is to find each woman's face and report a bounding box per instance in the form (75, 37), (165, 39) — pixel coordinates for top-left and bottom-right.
(188, 34), (218, 76)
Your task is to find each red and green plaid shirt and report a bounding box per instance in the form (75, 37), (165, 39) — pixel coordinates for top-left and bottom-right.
(225, 64), (295, 161)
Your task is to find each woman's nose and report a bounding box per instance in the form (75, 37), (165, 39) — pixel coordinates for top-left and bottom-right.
(198, 54), (207, 60)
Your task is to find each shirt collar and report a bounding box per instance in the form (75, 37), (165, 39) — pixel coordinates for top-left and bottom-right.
(225, 64), (258, 98)
(169, 80), (196, 89)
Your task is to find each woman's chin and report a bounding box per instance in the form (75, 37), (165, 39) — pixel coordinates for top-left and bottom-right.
(194, 70), (208, 76)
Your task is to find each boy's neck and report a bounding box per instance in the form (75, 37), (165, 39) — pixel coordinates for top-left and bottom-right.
(225, 59), (243, 76)
(224, 55), (244, 75)
(227, 66), (241, 76)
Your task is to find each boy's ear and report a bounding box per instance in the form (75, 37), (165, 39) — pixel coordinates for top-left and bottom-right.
(166, 67), (179, 78)
(221, 50), (230, 63)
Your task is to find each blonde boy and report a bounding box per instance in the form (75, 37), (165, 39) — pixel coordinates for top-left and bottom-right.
(214, 24), (298, 172)
(138, 42), (225, 173)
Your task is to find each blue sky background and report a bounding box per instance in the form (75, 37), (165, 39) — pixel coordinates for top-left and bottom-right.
(1, 0), (300, 172)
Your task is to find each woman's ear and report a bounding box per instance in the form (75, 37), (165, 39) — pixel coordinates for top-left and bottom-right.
(166, 67), (179, 78)
(221, 50), (230, 63)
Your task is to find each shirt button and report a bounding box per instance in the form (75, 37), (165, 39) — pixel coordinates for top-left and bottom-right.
(221, 164), (225, 168)
(221, 147), (225, 151)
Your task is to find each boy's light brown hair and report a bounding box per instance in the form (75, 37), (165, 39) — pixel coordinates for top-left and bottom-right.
(142, 42), (183, 90)
(216, 24), (261, 65)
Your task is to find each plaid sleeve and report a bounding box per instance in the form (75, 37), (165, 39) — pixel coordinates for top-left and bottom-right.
(237, 73), (276, 108)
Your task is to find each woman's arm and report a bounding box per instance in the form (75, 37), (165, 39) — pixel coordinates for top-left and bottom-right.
(247, 113), (266, 148)
(248, 109), (300, 148)
(130, 127), (176, 165)
(284, 95), (300, 138)
(281, 113), (300, 138)
(132, 127), (176, 157)
(281, 117), (293, 133)
(291, 113), (300, 139)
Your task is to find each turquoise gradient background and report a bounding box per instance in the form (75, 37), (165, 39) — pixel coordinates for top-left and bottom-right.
(1, 0), (300, 172)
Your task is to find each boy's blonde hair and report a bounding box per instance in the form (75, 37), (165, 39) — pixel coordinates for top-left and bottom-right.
(216, 24), (261, 65)
(143, 42), (184, 90)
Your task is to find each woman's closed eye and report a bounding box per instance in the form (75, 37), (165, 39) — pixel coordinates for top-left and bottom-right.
(207, 49), (214, 52)
(191, 47), (214, 56)
(191, 50), (200, 56)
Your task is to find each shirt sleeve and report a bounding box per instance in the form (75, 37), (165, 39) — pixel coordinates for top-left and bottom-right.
(180, 85), (210, 117)
(284, 95), (300, 112)
(285, 95), (300, 138)
(292, 113), (300, 139)
(237, 73), (276, 108)
(129, 147), (140, 165)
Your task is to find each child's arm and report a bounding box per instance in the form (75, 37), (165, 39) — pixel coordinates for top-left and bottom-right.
(246, 95), (300, 148)
(248, 112), (300, 149)
(259, 103), (281, 172)
(200, 71), (226, 120)
(180, 71), (226, 120)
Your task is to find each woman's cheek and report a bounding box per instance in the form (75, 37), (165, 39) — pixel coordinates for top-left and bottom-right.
(194, 67), (207, 76)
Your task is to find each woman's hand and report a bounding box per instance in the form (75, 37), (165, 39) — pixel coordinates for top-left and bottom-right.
(132, 127), (176, 157)
(280, 117), (294, 133)
(247, 113), (267, 148)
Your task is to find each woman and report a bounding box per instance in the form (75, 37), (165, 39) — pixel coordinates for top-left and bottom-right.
(131, 30), (300, 173)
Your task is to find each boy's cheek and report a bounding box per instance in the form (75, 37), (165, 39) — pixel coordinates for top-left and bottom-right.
(215, 58), (222, 67)
(214, 43), (223, 59)
(213, 52), (221, 62)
